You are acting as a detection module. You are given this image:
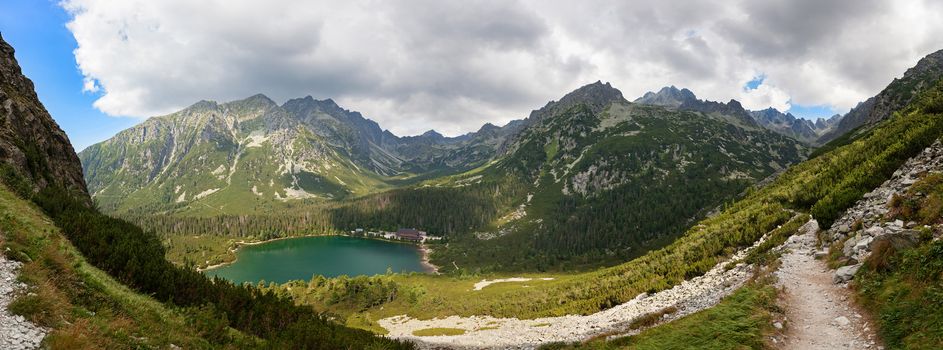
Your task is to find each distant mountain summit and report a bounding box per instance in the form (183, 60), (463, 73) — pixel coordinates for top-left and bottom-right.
(634, 86), (697, 107)
(749, 108), (841, 145)
(635, 86), (846, 145)
(634, 86), (759, 129)
(0, 33), (88, 202)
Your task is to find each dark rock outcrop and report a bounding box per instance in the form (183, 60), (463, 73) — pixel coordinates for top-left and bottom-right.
(0, 33), (89, 202)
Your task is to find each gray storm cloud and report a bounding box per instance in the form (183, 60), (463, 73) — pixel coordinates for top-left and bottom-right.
(63, 0), (943, 136)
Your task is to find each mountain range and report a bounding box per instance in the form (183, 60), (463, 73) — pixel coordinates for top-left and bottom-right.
(4, 25), (943, 348)
(80, 79), (815, 270)
(634, 86), (842, 145)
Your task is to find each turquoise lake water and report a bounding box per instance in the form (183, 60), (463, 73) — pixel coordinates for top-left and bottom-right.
(203, 235), (427, 284)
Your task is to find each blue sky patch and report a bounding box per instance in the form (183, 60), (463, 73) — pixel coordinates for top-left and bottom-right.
(743, 75), (766, 90)
(0, 0), (137, 151)
(788, 103), (841, 121)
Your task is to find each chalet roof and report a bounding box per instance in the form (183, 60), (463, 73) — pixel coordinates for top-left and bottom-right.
(397, 228), (421, 235)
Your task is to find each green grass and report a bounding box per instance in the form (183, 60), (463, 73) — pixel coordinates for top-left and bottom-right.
(856, 238), (943, 349)
(0, 184), (251, 349)
(411, 328), (466, 336)
(855, 172), (943, 349)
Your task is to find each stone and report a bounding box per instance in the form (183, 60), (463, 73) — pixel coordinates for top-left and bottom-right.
(837, 223), (851, 233)
(773, 321), (783, 329)
(834, 264), (862, 284)
(834, 316), (851, 327)
(843, 238), (858, 256)
(854, 236), (874, 252)
(864, 226), (884, 237)
(814, 250), (828, 259)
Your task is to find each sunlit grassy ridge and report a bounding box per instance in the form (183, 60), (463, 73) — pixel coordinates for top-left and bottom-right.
(0, 184), (241, 348)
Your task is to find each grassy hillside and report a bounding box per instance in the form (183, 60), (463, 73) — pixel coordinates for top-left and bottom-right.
(0, 184), (237, 348)
(854, 173), (943, 349)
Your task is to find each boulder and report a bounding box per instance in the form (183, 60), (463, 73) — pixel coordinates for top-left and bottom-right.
(837, 223), (851, 234)
(874, 232), (920, 251)
(854, 236), (874, 253)
(864, 226), (884, 237)
(834, 264), (862, 284)
(843, 237), (858, 256)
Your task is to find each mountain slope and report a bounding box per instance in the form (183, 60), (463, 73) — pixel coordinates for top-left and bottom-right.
(423, 82), (809, 271)
(79, 94), (523, 215)
(302, 69), (943, 341)
(0, 183), (227, 348)
(0, 33), (87, 202)
(819, 48), (943, 143)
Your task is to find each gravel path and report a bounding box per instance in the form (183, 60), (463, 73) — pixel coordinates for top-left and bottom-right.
(380, 230), (779, 349)
(472, 277), (554, 291)
(0, 253), (45, 349)
(776, 220), (879, 350)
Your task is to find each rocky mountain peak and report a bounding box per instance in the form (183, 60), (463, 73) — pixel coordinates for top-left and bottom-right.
(528, 81), (625, 122)
(182, 100), (220, 114)
(634, 85), (698, 107)
(240, 93), (276, 106)
(0, 33), (89, 202)
(478, 122), (500, 133)
(421, 130), (444, 139)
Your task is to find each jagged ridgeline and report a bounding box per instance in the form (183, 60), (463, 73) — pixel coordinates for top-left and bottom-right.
(79, 94), (518, 215)
(85, 81), (810, 271)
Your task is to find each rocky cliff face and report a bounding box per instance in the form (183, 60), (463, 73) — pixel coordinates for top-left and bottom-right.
(0, 33), (88, 202)
(820, 49), (943, 143)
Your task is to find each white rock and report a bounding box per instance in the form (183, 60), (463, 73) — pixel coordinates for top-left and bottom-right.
(833, 264), (861, 284)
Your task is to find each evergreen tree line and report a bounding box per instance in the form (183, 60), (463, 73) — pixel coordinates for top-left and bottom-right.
(28, 186), (413, 349)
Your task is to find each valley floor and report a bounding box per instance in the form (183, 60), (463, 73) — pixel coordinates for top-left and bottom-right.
(775, 221), (880, 349)
(379, 229), (779, 349)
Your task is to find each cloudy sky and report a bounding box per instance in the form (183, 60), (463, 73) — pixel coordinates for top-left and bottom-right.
(3, 0), (943, 149)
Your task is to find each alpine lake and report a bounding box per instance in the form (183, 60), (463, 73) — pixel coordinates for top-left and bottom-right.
(203, 235), (429, 284)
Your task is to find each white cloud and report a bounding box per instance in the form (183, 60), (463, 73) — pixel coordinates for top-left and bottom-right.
(82, 77), (99, 93)
(62, 0), (943, 135)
